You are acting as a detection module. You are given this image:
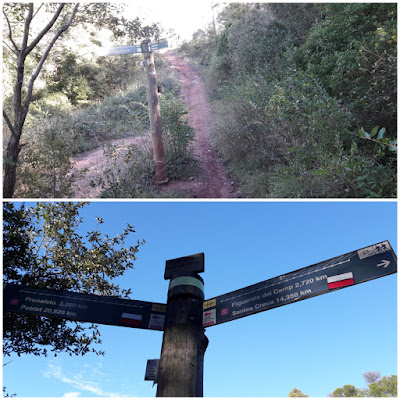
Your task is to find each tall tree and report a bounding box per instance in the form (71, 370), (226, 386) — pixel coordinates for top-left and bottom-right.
(3, 3), (79, 198)
(3, 201), (143, 358)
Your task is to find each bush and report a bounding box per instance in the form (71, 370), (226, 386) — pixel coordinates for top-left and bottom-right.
(210, 62), (396, 198)
(161, 91), (196, 179)
(15, 116), (82, 198)
(294, 3), (397, 133)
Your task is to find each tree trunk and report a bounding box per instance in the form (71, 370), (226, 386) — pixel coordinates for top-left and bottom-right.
(3, 132), (23, 198)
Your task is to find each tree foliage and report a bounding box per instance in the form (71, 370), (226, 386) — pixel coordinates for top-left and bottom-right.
(330, 384), (360, 397)
(329, 372), (397, 397)
(3, 201), (144, 358)
(366, 375), (397, 397)
(288, 388), (309, 397)
(295, 3), (397, 132)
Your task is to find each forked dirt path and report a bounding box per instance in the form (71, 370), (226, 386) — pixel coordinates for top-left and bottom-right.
(69, 51), (238, 198)
(164, 51), (238, 198)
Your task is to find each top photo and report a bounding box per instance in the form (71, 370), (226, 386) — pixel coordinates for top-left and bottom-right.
(2, 2), (397, 199)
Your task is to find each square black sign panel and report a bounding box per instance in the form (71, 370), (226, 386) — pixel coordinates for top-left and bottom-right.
(164, 253), (205, 279)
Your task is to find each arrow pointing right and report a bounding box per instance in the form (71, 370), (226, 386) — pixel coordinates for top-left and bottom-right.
(377, 260), (391, 268)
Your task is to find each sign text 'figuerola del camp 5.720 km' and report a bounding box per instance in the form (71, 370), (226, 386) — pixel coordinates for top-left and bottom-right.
(202, 240), (396, 327)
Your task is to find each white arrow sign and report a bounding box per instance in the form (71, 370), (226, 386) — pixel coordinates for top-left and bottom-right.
(377, 260), (391, 268)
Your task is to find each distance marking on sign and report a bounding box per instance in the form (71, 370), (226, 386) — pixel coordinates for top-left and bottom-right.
(203, 240), (396, 327)
(3, 284), (166, 331)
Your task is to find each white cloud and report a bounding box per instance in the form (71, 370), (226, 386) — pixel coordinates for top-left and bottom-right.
(44, 362), (125, 397)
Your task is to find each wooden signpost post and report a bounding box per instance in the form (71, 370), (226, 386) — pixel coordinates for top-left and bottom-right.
(3, 241), (397, 397)
(104, 39), (168, 184)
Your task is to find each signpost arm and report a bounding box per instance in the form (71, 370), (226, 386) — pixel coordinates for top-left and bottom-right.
(142, 40), (168, 184)
(156, 273), (208, 397)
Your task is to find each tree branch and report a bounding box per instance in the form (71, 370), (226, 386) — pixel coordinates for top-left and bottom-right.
(3, 40), (17, 56)
(32, 3), (44, 20)
(22, 4), (80, 118)
(22, 4), (33, 51)
(3, 110), (17, 138)
(23, 3), (66, 57)
(352, 132), (398, 149)
(2, 8), (19, 53)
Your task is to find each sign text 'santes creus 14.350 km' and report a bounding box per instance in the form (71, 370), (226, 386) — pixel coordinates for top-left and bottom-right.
(3, 285), (167, 331)
(203, 241), (397, 327)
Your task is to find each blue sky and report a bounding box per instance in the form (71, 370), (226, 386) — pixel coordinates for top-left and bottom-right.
(3, 201), (397, 397)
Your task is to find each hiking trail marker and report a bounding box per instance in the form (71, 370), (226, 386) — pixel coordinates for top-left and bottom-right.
(3, 284), (166, 331)
(202, 240), (396, 327)
(3, 240), (396, 397)
(103, 38), (169, 184)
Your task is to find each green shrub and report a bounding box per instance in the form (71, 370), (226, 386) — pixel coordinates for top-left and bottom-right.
(160, 91), (196, 179)
(68, 86), (149, 153)
(15, 116), (82, 198)
(28, 92), (73, 120)
(294, 3), (397, 133)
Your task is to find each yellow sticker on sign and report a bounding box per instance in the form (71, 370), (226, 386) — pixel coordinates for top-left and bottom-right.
(203, 299), (216, 310)
(152, 304), (167, 313)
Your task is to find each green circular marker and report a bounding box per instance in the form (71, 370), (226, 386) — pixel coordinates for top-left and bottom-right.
(169, 276), (204, 293)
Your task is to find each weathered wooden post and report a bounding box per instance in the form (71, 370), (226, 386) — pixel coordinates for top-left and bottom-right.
(141, 39), (168, 184)
(156, 254), (208, 397)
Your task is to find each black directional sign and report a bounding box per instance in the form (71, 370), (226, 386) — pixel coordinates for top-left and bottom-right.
(105, 44), (142, 56)
(203, 240), (397, 327)
(150, 39), (168, 52)
(105, 39), (168, 56)
(165, 253), (205, 279)
(3, 284), (167, 331)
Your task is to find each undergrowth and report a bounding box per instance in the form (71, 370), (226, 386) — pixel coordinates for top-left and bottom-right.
(181, 3), (397, 198)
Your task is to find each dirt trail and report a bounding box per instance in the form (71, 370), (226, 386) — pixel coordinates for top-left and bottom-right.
(69, 135), (150, 198)
(69, 52), (238, 198)
(164, 51), (238, 198)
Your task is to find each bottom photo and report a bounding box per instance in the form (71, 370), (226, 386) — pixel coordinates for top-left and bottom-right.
(3, 201), (397, 398)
